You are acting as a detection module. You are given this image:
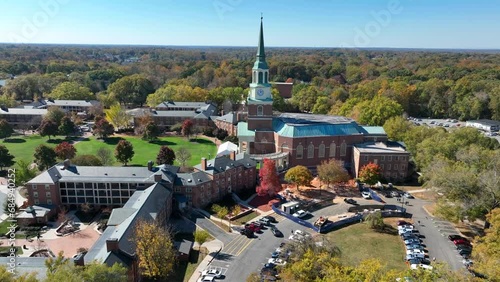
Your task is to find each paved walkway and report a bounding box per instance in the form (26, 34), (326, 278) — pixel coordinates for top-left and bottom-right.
(188, 239), (223, 282)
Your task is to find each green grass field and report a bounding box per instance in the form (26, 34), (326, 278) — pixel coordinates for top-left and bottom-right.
(2, 134), (217, 167)
(324, 221), (408, 271)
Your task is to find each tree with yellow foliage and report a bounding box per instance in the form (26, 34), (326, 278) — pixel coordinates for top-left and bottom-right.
(134, 219), (176, 280)
(473, 208), (500, 280)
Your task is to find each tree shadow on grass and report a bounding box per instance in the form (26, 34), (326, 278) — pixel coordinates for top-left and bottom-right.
(47, 138), (66, 144)
(102, 137), (124, 145)
(3, 138), (26, 143)
(149, 139), (176, 146)
(191, 138), (214, 145)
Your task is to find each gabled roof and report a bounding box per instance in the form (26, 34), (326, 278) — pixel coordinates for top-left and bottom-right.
(44, 100), (99, 107)
(237, 122), (255, 138)
(193, 153), (256, 175)
(217, 141), (238, 156)
(84, 183), (171, 267)
(359, 126), (386, 135)
(174, 240), (193, 255)
(216, 112), (238, 125)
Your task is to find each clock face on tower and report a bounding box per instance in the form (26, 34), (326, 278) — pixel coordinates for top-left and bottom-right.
(257, 89), (264, 96)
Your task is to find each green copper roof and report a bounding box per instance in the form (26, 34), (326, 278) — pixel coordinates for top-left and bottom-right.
(237, 122), (255, 138)
(253, 18), (268, 70)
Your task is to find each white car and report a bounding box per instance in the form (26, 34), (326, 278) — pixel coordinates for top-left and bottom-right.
(201, 269), (222, 279)
(294, 230), (310, 237)
(361, 191), (371, 199)
(406, 253), (425, 261)
(268, 258), (287, 266)
(398, 225), (414, 231)
(292, 210), (308, 218)
(406, 249), (425, 256)
(197, 275), (215, 282)
(403, 192), (414, 199)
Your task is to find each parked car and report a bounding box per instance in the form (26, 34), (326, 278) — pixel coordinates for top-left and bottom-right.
(245, 223), (261, 233)
(398, 220), (411, 226)
(406, 249), (425, 257)
(252, 221), (266, 229)
(448, 234), (466, 241)
(197, 275), (215, 282)
(258, 217), (271, 226)
(399, 228), (419, 236)
(406, 244), (425, 251)
(264, 215), (277, 223)
(361, 191), (371, 199)
(270, 227), (283, 237)
(271, 251), (280, 258)
(403, 192), (414, 199)
(391, 191), (401, 197)
(344, 198), (358, 205)
(453, 239), (471, 246)
(456, 245), (473, 252)
(463, 259), (473, 268)
(398, 225), (414, 231)
(201, 269), (222, 279)
(404, 238), (421, 245)
(240, 228), (254, 238)
(459, 249), (472, 256)
(292, 210), (309, 218)
(406, 253), (425, 261)
(410, 263), (433, 271)
(294, 230), (310, 237)
(268, 258), (286, 266)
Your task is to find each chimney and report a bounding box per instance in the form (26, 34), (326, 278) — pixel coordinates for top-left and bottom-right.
(154, 174), (162, 182)
(201, 158), (207, 171)
(63, 159), (71, 169)
(230, 151), (236, 161)
(147, 160), (153, 171)
(106, 238), (119, 252)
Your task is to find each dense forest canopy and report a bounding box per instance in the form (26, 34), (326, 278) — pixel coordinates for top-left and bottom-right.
(0, 44), (499, 122)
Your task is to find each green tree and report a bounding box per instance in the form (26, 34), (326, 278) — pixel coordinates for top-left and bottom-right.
(0, 145), (14, 170)
(364, 211), (385, 231)
(156, 145), (176, 165)
(105, 103), (130, 130)
(311, 96), (333, 114)
(383, 116), (413, 141)
(284, 165), (313, 192)
(71, 155), (103, 166)
(134, 219), (176, 280)
(0, 119), (14, 140)
(14, 159), (37, 186)
(47, 81), (94, 100)
(54, 142), (77, 160)
(108, 74), (154, 106)
(115, 140), (134, 166)
(58, 116), (75, 137)
(354, 96), (404, 126)
(358, 162), (382, 186)
(96, 147), (113, 166)
(45, 107), (66, 126)
(142, 121), (160, 141)
(38, 119), (58, 140)
(34, 144), (57, 171)
(176, 147), (191, 168)
(194, 230), (210, 248)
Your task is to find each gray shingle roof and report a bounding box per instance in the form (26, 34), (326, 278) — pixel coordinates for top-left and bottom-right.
(193, 153), (256, 175)
(0, 108), (47, 115)
(84, 183), (171, 266)
(216, 112), (238, 124)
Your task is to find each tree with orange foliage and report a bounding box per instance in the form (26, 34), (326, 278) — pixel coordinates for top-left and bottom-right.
(256, 159), (282, 197)
(358, 162), (382, 186)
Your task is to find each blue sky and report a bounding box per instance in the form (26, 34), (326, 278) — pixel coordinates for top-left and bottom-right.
(0, 0), (498, 49)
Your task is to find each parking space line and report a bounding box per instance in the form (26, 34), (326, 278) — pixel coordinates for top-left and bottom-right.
(235, 237), (255, 257)
(223, 235), (248, 255)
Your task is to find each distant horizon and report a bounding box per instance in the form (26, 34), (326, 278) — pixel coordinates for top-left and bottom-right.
(0, 0), (499, 49)
(1, 42), (499, 53)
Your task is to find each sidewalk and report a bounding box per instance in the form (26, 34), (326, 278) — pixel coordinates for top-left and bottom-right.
(188, 239), (223, 282)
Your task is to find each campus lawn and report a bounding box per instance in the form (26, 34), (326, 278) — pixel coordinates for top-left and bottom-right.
(74, 135), (217, 167)
(2, 135), (74, 163)
(325, 221), (408, 271)
(2, 134), (217, 167)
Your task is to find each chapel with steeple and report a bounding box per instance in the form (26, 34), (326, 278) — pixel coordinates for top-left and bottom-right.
(246, 17), (275, 155)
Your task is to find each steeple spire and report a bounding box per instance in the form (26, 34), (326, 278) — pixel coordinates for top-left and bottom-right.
(253, 16), (268, 70)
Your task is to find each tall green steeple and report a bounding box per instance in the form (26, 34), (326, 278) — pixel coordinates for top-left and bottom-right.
(253, 17), (269, 70)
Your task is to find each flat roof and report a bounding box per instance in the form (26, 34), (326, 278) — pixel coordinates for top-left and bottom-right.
(354, 142), (409, 154)
(0, 108), (47, 115)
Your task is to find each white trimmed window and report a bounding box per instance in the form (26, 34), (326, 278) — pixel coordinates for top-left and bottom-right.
(307, 144), (314, 158)
(318, 144), (325, 157)
(329, 142), (336, 157)
(46, 192), (51, 198)
(340, 142), (347, 157)
(33, 192), (38, 198)
(296, 145), (303, 159)
(257, 105), (263, 116)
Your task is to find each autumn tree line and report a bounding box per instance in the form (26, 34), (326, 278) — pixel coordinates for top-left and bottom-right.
(1, 45), (499, 124)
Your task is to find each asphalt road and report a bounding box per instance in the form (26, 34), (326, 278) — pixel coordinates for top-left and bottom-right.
(194, 193), (466, 281)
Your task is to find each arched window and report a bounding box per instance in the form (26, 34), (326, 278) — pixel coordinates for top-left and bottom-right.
(318, 143), (325, 158)
(264, 72), (268, 83)
(340, 141), (347, 156)
(307, 143), (314, 158)
(257, 105), (263, 116)
(281, 143), (289, 152)
(261, 137), (267, 143)
(258, 72), (263, 84)
(329, 142), (336, 157)
(296, 145), (303, 159)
